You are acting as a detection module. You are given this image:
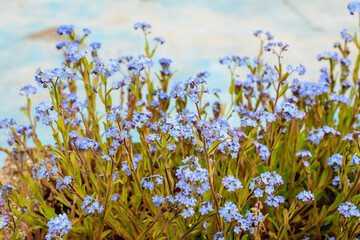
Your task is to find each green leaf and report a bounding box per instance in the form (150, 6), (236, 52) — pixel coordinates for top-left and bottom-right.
(106, 94), (112, 107)
(57, 117), (65, 132)
(229, 78), (235, 95)
(130, 83), (138, 96)
(328, 193), (344, 212)
(145, 40), (150, 57)
(241, 235), (248, 240)
(256, 164), (266, 174)
(353, 53), (360, 84)
(279, 83), (289, 97)
(192, 132), (204, 148)
(267, 216), (279, 230)
(208, 139), (226, 156)
(101, 229), (113, 239)
(49, 146), (66, 161)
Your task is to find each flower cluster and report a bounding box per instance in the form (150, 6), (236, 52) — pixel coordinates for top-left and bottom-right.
(74, 137), (99, 150)
(56, 176), (72, 190)
(151, 156), (212, 217)
(250, 171), (285, 207)
(81, 196), (104, 214)
(276, 102), (306, 121)
(253, 140), (270, 161)
(32, 158), (58, 179)
(57, 25), (74, 35)
(219, 55), (249, 66)
(222, 175), (243, 191)
(141, 175), (163, 190)
(329, 93), (351, 105)
(306, 126), (340, 145)
(199, 201), (214, 215)
(0, 185), (16, 230)
(219, 201), (265, 233)
(296, 190), (315, 203)
(134, 21), (151, 33)
(0, 216), (9, 230)
(45, 213), (72, 240)
(35, 101), (58, 125)
(121, 154), (143, 175)
(264, 41), (289, 53)
(327, 154), (343, 169)
(338, 202), (360, 217)
(291, 79), (329, 104)
(34, 67), (79, 88)
(348, 1), (360, 14)
(19, 84), (37, 95)
(296, 150), (312, 158)
(170, 71), (210, 102)
(128, 57), (153, 74)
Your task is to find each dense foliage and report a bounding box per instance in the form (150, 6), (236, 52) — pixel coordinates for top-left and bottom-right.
(3, 2), (360, 240)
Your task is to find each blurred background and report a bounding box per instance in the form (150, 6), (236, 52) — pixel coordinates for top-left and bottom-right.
(0, 0), (357, 165)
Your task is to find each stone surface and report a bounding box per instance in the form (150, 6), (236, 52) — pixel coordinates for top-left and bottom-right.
(0, 157), (21, 186)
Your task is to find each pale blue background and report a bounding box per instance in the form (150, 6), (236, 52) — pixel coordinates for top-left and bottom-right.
(0, 0), (357, 166)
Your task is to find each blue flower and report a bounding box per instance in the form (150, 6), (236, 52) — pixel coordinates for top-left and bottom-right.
(81, 196), (104, 214)
(108, 148), (116, 156)
(159, 58), (172, 68)
(57, 25), (74, 35)
(152, 195), (165, 207)
(295, 64), (306, 76)
(338, 202), (360, 217)
(296, 150), (312, 158)
(45, 213), (72, 240)
(219, 56), (231, 65)
(90, 42), (101, 50)
(32, 159), (58, 180)
(302, 161), (310, 167)
(296, 190), (315, 202)
(105, 126), (119, 138)
(83, 28), (91, 36)
(181, 207), (194, 218)
(154, 37), (166, 44)
(199, 201), (213, 215)
(20, 84), (37, 95)
(213, 231), (225, 240)
(111, 194), (120, 202)
(120, 130), (128, 139)
(111, 140), (120, 149)
(64, 176), (72, 185)
(327, 154), (343, 169)
(0, 216), (8, 229)
(74, 137), (99, 150)
(260, 111), (276, 123)
(341, 58), (351, 66)
(107, 113), (117, 122)
(265, 185), (274, 195)
(249, 181), (256, 190)
(265, 195), (284, 207)
(254, 188), (264, 197)
(348, 1), (360, 14)
(253, 141), (270, 161)
(264, 41), (289, 53)
(203, 221), (208, 229)
(134, 22), (151, 32)
(141, 175), (163, 190)
(222, 175), (243, 192)
(219, 202), (239, 222)
(306, 126), (340, 145)
(102, 155), (111, 161)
